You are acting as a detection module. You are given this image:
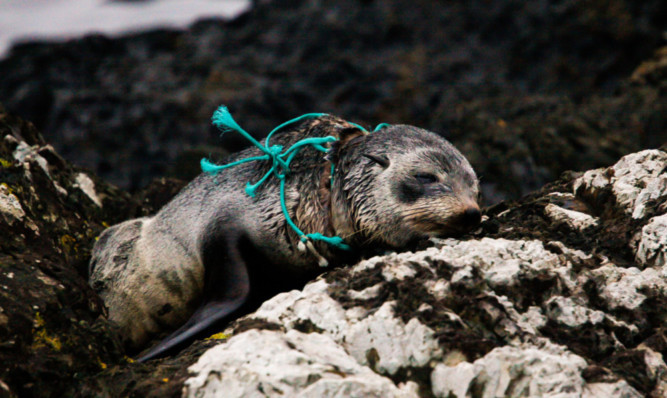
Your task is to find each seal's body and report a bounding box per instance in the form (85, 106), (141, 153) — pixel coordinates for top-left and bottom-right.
(89, 115), (481, 361)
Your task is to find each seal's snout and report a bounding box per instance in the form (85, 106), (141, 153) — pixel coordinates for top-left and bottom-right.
(460, 206), (482, 228)
(445, 204), (481, 234)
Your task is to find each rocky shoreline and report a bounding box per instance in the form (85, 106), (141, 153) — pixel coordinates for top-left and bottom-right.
(0, 0), (665, 396)
(1, 105), (665, 396)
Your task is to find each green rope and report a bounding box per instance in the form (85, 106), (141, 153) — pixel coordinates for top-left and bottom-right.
(373, 123), (391, 132)
(202, 106), (367, 252)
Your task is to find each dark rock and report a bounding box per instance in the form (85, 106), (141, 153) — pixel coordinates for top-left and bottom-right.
(0, 106), (197, 397)
(0, 106), (130, 398)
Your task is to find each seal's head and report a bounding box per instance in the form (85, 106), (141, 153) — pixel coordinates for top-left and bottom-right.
(331, 125), (480, 249)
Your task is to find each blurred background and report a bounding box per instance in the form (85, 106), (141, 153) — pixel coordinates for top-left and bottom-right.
(0, 0), (249, 57)
(0, 0), (665, 204)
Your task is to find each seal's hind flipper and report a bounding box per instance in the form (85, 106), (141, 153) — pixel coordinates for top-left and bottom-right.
(135, 297), (246, 362)
(137, 228), (251, 362)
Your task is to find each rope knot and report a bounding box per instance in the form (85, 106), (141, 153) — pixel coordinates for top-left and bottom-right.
(268, 144), (288, 178)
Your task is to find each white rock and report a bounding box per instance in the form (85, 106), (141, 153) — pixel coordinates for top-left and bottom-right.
(544, 203), (599, 230)
(74, 173), (102, 207)
(636, 213), (667, 267)
(347, 283), (383, 300)
(184, 329), (413, 398)
(252, 289), (307, 323)
(345, 302), (442, 375)
(592, 264), (666, 310)
(13, 141), (49, 175)
(573, 149), (667, 219)
(640, 346), (667, 392)
(633, 174), (667, 219)
(423, 278), (450, 300)
(12, 141), (68, 196)
(431, 361), (475, 398)
(250, 257), (445, 378)
(0, 184), (25, 224)
(251, 280), (350, 340)
(397, 381), (421, 396)
(431, 342), (641, 398)
(354, 249), (437, 281)
(0, 184), (39, 233)
(435, 238), (575, 292)
(350, 255), (386, 274)
(190, 230), (660, 396)
(437, 238), (559, 272)
(381, 262), (416, 281)
(517, 306), (547, 333)
(583, 381), (643, 398)
(481, 293), (542, 339)
(545, 296), (605, 328)
(484, 259), (522, 288)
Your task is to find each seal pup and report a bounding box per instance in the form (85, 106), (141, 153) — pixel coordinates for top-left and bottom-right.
(89, 115), (481, 361)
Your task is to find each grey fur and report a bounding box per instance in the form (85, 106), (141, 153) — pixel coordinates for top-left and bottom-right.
(89, 116), (480, 359)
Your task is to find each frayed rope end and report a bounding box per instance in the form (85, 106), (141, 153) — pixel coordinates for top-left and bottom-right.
(201, 157), (225, 176)
(212, 105), (247, 136)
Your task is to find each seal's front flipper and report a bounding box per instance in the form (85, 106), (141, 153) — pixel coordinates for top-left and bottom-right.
(136, 229), (251, 362)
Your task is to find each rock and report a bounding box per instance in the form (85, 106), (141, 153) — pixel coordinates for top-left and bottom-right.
(0, 183), (28, 226)
(431, 342), (641, 398)
(602, 346), (667, 396)
(544, 203), (599, 231)
(234, 277), (443, 377)
(573, 149), (667, 220)
(545, 296), (606, 329)
(175, 139), (667, 397)
(1, 111), (666, 396)
(183, 329), (414, 398)
(636, 214), (667, 267)
(73, 172), (103, 208)
(0, 106), (189, 398)
(0, 106), (132, 397)
(345, 302), (442, 375)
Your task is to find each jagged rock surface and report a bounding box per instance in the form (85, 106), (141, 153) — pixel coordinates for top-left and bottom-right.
(1, 108), (665, 397)
(0, 106), (187, 398)
(183, 329), (417, 398)
(0, 106), (130, 397)
(181, 149), (667, 397)
(0, 107), (665, 397)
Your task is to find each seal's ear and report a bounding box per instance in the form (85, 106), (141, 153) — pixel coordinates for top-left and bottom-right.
(326, 127), (367, 163)
(338, 127), (366, 146)
(362, 153), (390, 168)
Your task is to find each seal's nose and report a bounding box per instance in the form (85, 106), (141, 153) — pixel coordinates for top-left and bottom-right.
(460, 206), (481, 228)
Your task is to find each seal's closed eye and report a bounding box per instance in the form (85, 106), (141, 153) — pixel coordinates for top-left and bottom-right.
(414, 173), (438, 184)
